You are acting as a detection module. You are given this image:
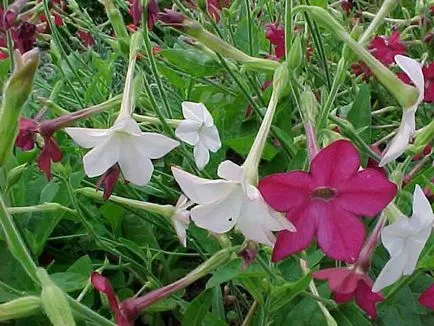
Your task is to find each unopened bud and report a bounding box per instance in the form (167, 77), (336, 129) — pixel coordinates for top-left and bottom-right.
(0, 296), (41, 321)
(6, 163), (27, 191)
(36, 268), (76, 326)
(287, 35), (303, 70)
(300, 86), (319, 124)
(158, 9), (187, 30)
(0, 49), (39, 166)
(101, 0), (129, 53)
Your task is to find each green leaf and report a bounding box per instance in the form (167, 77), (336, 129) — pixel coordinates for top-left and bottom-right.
(159, 49), (222, 77)
(206, 259), (243, 289)
(347, 85), (372, 145)
(182, 289), (214, 326)
(269, 273), (312, 312)
(225, 135), (277, 161)
(310, 0), (327, 8)
(100, 202), (124, 236)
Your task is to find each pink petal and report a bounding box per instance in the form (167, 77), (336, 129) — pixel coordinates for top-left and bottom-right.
(271, 203), (316, 262)
(37, 146), (52, 180)
(335, 169), (397, 217)
(354, 279), (383, 319)
(258, 171), (312, 213)
(310, 140), (360, 187)
(316, 201), (365, 263)
(333, 291), (353, 303)
(91, 272), (131, 326)
(419, 284), (434, 310)
(313, 268), (359, 294)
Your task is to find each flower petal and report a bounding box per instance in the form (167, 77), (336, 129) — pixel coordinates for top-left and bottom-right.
(258, 171), (312, 213)
(171, 167), (235, 205)
(182, 102), (212, 125)
(372, 254), (408, 293)
(65, 127), (110, 148)
(395, 55), (425, 106)
(316, 201), (365, 263)
(135, 133), (179, 159)
(335, 169), (397, 217)
(379, 109), (415, 166)
(175, 120), (201, 145)
(380, 216), (409, 256)
(272, 203), (316, 262)
(313, 268), (358, 294)
(411, 185), (434, 229)
(191, 188), (243, 233)
(310, 140), (360, 187)
(113, 116), (142, 135)
(355, 279), (383, 319)
(193, 142), (210, 170)
(419, 285), (434, 310)
(118, 142), (154, 186)
(403, 229), (432, 275)
(217, 160), (243, 182)
(200, 125), (221, 152)
(83, 137), (120, 177)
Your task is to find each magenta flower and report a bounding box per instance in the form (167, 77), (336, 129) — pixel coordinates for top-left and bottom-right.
(265, 23), (285, 59)
(340, 0), (353, 15)
(77, 30), (95, 48)
(15, 118), (38, 150)
(258, 140), (397, 263)
(36, 136), (63, 180)
(420, 284), (434, 310)
(314, 267), (383, 318)
(368, 31), (406, 66)
(11, 22), (36, 53)
(95, 164), (121, 200)
(128, 0), (159, 30)
(91, 272), (131, 326)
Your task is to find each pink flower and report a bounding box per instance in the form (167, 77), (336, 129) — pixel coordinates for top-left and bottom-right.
(77, 30), (95, 48)
(128, 0), (159, 30)
(314, 267), (383, 318)
(95, 164), (121, 200)
(419, 284), (434, 310)
(351, 61), (373, 80)
(36, 136), (63, 180)
(398, 62), (434, 103)
(91, 272), (131, 326)
(11, 22), (36, 53)
(15, 118), (38, 150)
(340, 0), (353, 15)
(368, 31), (406, 66)
(265, 23), (285, 59)
(258, 140), (397, 263)
(207, 0), (231, 22)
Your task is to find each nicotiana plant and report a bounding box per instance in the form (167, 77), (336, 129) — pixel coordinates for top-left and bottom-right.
(0, 0), (433, 325)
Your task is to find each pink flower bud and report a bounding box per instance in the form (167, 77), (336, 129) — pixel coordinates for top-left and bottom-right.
(158, 9), (186, 30)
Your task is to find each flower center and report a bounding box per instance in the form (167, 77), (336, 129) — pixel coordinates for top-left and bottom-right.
(311, 187), (337, 201)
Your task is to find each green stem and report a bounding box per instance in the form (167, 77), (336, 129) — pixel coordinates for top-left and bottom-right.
(285, 0), (293, 59)
(244, 0), (253, 56)
(8, 203), (76, 215)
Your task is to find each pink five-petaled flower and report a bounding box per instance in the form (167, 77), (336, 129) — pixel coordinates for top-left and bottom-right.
(420, 284), (434, 310)
(91, 272), (130, 326)
(368, 30), (406, 66)
(258, 140), (397, 263)
(265, 23), (285, 59)
(313, 267), (383, 319)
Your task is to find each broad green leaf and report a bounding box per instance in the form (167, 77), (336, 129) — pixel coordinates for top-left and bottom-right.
(269, 273), (312, 312)
(225, 135), (278, 161)
(182, 289), (214, 326)
(347, 85), (372, 145)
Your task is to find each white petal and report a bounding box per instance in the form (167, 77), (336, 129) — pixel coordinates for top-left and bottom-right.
(65, 127), (110, 148)
(403, 229), (431, 275)
(411, 185), (434, 229)
(113, 116), (142, 135)
(381, 217), (410, 256)
(182, 102), (205, 123)
(174, 219), (188, 247)
(118, 142), (154, 186)
(372, 254), (408, 292)
(171, 167), (235, 205)
(175, 120), (201, 145)
(135, 133), (179, 159)
(191, 188), (243, 233)
(395, 55), (425, 106)
(193, 142), (210, 170)
(200, 125), (221, 152)
(217, 160), (243, 182)
(173, 209), (190, 247)
(263, 207), (296, 232)
(379, 109), (415, 166)
(83, 137), (120, 177)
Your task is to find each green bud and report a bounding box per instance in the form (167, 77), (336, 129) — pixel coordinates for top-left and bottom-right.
(413, 119), (434, 149)
(287, 35), (303, 70)
(37, 268), (76, 326)
(273, 63), (291, 97)
(0, 296), (41, 321)
(5, 163), (27, 192)
(0, 49), (39, 167)
(335, 58), (347, 85)
(101, 0), (129, 54)
(342, 23), (362, 62)
(197, 0), (207, 12)
(300, 86), (319, 124)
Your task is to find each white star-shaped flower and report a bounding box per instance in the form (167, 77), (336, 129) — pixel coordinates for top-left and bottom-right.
(171, 160), (295, 246)
(65, 116), (179, 186)
(372, 185), (434, 292)
(175, 102), (221, 170)
(380, 55), (425, 166)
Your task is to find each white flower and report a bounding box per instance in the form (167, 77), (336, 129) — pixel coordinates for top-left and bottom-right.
(380, 55), (425, 166)
(172, 195), (192, 247)
(171, 160), (295, 246)
(372, 185), (434, 292)
(65, 116), (179, 186)
(175, 102), (221, 170)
